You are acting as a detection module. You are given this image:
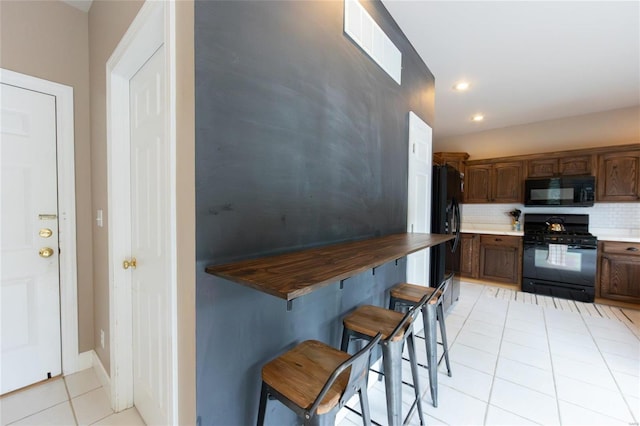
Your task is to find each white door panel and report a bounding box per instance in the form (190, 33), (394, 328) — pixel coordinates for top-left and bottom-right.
(130, 45), (169, 425)
(406, 111), (432, 285)
(1, 83), (61, 394)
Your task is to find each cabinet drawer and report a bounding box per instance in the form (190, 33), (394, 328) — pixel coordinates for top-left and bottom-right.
(601, 241), (640, 256)
(479, 235), (521, 247)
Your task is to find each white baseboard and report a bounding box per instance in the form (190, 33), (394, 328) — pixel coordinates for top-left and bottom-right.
(92, 350), (111, 397)
(76, 350), (94, 371)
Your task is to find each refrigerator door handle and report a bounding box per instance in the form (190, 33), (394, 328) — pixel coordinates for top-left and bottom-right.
(451, 197), (461, 252)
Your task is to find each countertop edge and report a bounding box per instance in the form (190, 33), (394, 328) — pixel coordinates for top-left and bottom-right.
(595, 237), (640, 243)
(590, 227), (640, 243)
(460, 228), (524, 237)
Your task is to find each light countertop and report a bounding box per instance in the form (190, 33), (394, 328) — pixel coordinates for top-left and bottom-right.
(591, 228), (640, 243)
(461, 224), (640, 242)
(460, 224), (524, 237)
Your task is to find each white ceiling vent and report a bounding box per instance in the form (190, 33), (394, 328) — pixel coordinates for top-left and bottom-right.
(344, 0), (402, 84)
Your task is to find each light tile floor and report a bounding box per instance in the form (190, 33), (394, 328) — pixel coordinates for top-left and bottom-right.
(2, 281), (638, 425)
(338, 281), (640, 426)
(1, 368), (144, 426)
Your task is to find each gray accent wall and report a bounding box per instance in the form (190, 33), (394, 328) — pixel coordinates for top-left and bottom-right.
(195, 1), (434, 424)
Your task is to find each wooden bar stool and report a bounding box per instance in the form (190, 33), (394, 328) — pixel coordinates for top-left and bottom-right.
(340, 293), (431, 426)
(257, 333), (381, 426)
(388, 272), (454, 408)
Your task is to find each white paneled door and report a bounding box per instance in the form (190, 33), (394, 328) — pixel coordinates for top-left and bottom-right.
(0, 83), (61, 394)
(406, 111), (433, 286)
(129, 45), (170, 425)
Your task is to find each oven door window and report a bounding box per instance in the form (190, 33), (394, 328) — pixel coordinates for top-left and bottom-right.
(523, 244), (597, 287)
(533, 248), (582, 272)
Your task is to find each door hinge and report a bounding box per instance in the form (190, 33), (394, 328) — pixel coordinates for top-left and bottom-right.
(413, 143), (416, 154)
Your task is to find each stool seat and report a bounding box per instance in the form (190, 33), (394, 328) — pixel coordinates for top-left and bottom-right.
(261, 340), (350, 415)
(257, 334), (381, 425)
(390, 283), (442, 305)
(343, 305), (408, 342)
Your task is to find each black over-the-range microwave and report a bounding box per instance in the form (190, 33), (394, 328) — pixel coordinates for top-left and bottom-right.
(525, 176), (596, 207)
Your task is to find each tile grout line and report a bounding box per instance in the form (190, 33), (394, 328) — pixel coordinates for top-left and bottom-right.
(463, 282), (640, 425)
(62, 377), (80, 426)
(542, 302), (563, 426)
(582, 315), (639, 424)
(482, 290), (509, 426)
(3, 378), (67, 426)
(464, 284), (520, 424)
(553, 303), (637, 423)
(480, 297), (560, 425)
(421, 283), (486, 426)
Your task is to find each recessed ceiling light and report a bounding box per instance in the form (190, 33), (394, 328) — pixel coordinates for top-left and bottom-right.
(453, 81), (471, 91)
(471, 114), (484, 122)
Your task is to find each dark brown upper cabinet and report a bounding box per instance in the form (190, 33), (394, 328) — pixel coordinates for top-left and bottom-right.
(437, 143), (639, 204)
(527, 155), (594, 178)
(597, 150), (640, 201)
(465, 161), (523, 203)
(433, 152), (469, 176)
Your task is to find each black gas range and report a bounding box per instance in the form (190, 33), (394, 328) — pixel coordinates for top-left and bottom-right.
(522, 214), (597, 302)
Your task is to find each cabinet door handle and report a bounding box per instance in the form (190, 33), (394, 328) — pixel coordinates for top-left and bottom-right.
(627, 247), (639, 252)
(495, 238), (502, 242)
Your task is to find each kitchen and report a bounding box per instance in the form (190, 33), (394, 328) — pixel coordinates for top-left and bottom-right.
(0, 1), (639, 426)
(435, 146), (640, 303)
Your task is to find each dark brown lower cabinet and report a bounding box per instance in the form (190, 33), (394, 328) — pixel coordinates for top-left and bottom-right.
(598, 241), (640, 303)
(460, 233), (522, 285)
(478, 235), (523, 285)
(460, 233), (479, 279)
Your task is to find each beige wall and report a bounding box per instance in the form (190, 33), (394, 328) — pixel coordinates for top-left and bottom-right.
(435, 106), (640, 160)
(2, 0), (196, 419)
(175, 2), (196, 422)
(0, 0), (94, 352)
(88, 0), (144, 373)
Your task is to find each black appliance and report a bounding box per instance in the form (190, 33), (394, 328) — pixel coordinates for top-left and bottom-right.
(522, 213), (597, 302)
(430, 165), (462, 310)
(525, 176), (595, 207)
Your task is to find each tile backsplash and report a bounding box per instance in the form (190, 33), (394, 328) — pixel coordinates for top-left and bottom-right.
(461, 203), (640, 231)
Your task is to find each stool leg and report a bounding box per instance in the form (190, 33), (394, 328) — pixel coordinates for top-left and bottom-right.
(407, 332), (426, 425)
(388, 296), (397, 310)
(437, 302), (452, 377)
(340, 328), (351, 353)
(256, 382), (268, 426)
(381, 340), (403, 426)
(359, 385), (371, 426)
(423, 304), (438, 407)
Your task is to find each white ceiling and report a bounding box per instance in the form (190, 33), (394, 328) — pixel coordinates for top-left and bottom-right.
(381, 1), (640, 141)
(62, 0), (639, 142)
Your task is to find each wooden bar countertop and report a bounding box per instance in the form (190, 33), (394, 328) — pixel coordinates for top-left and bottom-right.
(205, 232), (454, 302)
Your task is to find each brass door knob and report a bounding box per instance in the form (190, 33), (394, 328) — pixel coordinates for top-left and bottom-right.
(39, 247), (54, 258)
(123, 258), (137, 270)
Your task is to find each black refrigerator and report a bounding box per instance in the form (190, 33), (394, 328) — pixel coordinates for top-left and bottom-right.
(430, 164), (462, 310)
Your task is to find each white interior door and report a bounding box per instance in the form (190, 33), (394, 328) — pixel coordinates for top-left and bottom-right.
(129, 45), (170, 425)
(0, 83), (61, 394)
(406, 111), (433, 286)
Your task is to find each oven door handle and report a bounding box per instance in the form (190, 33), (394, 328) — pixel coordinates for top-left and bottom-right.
(525, 243), (597, 250)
